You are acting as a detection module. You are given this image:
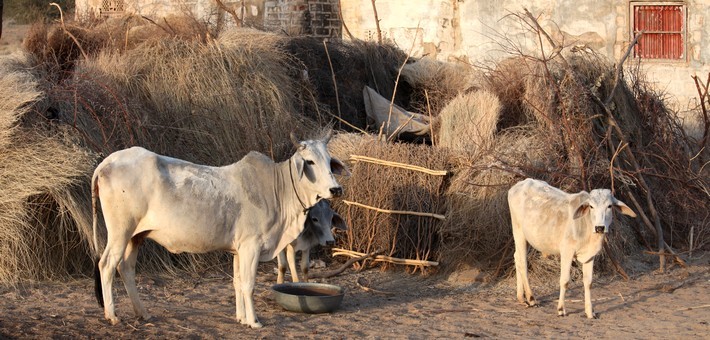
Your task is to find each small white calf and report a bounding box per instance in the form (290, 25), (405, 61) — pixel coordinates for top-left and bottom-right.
(91, 132), (347, 328)
(276, 200), (347, 284)
(508, 178), (636, 319)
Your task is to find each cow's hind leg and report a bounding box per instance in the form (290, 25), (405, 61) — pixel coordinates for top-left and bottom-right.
(118, 233), (150, 321)
(513, 232), (535, 306)
(98, 231), (131, 325)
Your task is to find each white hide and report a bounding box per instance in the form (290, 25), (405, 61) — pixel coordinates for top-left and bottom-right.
(508, 178), (636, 319)
(91, 133), (347, 328)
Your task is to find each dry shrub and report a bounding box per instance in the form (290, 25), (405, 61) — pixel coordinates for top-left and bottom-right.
(328, 133), (449, 273)
(437, 89), (501, 152)
(401, 57), (479, 117)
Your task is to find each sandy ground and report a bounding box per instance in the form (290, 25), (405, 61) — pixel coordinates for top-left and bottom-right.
(0, 22), (29, 56)
(1, 21), (708, 339)
(0, 255), (708, 339)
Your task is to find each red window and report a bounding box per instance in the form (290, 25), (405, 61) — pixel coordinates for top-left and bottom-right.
(631, 3), (685, 60)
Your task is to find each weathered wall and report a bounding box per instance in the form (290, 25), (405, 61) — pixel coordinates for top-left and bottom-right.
(341, 0), (710, 121)
(264, 0), (341, 37)
(75, 0), (264, 27)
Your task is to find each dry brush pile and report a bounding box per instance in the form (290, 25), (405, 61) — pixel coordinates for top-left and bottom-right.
(0, 11), (707, 285)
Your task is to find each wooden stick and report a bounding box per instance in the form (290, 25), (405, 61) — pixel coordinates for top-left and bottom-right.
(323, 40), (343, 129)
(308, 249), (384, 279)
(332, 248), (439, 266)
(675, 304), (710, 311)
(342, 200), (446, 220)
(349, 155), (449, 176)
(356, 277), (394, 295)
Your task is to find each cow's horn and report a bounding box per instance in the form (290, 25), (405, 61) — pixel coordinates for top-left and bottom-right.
(323, 129), (333, 143)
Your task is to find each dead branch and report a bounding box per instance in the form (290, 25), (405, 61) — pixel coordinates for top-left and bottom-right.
(355, 276), (394, 295)
(691, 73), (709, 153)
(603, 240), (629, 281)
(605, 32), (643, 106)
(342, 200), (446, 220)
(370, 0), (382, 44)
(323, 40), (343, 127)
(308, 249), (384, 279)
(349, 155), (449, 175)
(338, 2), (354, 40)
(49, 3), (88, 60)
(213, 0), (242, 27)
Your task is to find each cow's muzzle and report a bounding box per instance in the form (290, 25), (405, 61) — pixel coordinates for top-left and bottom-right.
(330, 187), (343, 197)
(325, 240), (335, 246)
(595, 226), (605, 234)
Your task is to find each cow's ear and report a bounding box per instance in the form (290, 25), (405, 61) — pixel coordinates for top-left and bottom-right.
(330, 158), (350, 176)
(613, 198), (637, 217)
(332, 212), (348, 230)
(573, 204), (590, 219)
(571, 192), (590, 219)
(294, 156), (305, 179)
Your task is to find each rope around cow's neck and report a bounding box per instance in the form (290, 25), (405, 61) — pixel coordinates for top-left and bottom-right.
(288, 158), (310, 215)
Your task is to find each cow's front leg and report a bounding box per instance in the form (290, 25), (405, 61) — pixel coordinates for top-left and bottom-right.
(299, 249), (310, 282)
(286, 245), (300, 282)
(276, 250), (287, 284)
(232, 254), (246, 324)
(557, 251), (574, 317)
(238, 248), (263, 328)
(582, 259), (597, 319)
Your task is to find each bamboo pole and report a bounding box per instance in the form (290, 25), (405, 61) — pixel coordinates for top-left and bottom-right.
(349, 155), (449, 176)
(332, 248), (439, 267)
(342, 200), (446, 220)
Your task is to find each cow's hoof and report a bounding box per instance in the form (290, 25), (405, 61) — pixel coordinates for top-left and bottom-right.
(248, 321), (263, 329)
(557, 309), (567, 317)
(140, 314), (152, 322)
(107, 316), (121, 325)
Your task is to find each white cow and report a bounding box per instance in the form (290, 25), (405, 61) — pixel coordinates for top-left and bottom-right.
(91, 132), (348, 328)
(508, 178), (636, 319)
(276, 200), (348, 284)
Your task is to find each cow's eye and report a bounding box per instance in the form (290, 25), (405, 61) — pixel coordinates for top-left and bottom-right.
(311, 217), (319, 223)
(607, 205), (612, 209)
(306, 160), (315, 165)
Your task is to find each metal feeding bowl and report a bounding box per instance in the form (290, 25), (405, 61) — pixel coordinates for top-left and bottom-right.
(271, 282), (345, 314)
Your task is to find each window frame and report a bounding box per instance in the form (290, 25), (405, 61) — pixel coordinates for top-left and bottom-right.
(629, 1), (688, 62)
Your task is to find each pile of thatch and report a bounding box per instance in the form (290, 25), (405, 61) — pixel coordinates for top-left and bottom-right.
(328, 133), (450, 273)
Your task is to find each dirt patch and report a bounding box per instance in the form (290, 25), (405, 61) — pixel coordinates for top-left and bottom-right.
(0, 257), (708, 338)
(0, 22), (28, 56)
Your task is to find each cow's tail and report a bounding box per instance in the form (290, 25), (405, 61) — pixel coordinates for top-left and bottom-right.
(91, 169), (104, 308)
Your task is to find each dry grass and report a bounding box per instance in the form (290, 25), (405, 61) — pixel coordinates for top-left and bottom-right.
(0, 54), (95, 283)
(437, 89), (501, 152)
